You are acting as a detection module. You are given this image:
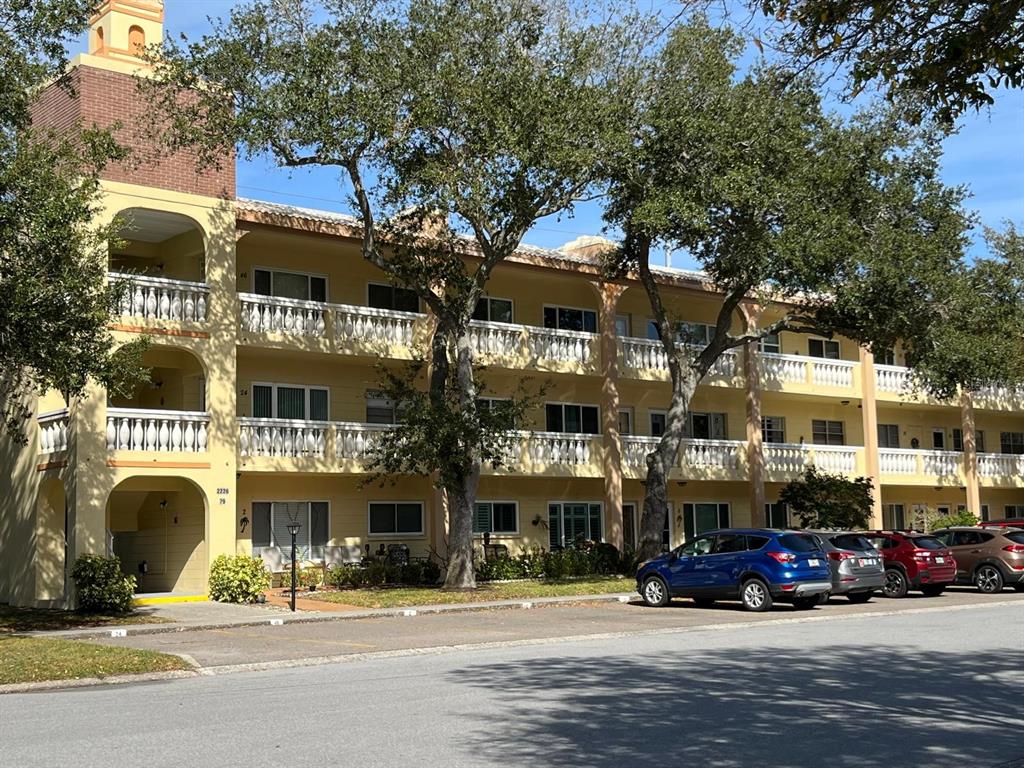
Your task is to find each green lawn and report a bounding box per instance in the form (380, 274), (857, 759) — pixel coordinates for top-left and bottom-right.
(0, 605), (169, 634)
(0, 636), (190, 685)
(309, 576), (635, 609)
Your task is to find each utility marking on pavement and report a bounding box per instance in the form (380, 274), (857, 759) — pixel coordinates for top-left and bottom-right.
(269, 619), (284, 626)
(401, 610), (417, 617)
(109, 629), (127, 638)
(520, 602), (533, 609)
(617, 596), (632, 603)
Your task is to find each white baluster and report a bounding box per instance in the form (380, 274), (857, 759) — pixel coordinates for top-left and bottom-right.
(183, 421), (196, 452)
(145, 419), (157, 451)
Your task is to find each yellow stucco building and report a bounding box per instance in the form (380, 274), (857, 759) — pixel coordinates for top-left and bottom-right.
(3, 1), (1023, 607)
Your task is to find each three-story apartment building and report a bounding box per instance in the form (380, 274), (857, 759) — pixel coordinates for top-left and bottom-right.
(3, 0), (1023, 607)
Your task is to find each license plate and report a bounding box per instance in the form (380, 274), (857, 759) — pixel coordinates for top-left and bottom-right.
(935, 556), (945, 564)
(808, 559), (821, 567)
(860, 558), (876, 567)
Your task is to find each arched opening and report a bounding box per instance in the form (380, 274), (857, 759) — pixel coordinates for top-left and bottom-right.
(109, 208), (206, 283)
(35, 477), (67, 602)
(128, 25), (146, 54)
(106, 476), (208, 594)
(109, 345), (206, 412)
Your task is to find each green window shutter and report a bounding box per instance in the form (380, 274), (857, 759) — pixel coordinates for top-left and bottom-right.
(548, 504), (561, 549)
(474, 503), (492, 534)
(683, 503), (695, 541)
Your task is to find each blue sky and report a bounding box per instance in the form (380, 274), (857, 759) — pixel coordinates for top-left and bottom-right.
(118, 1), (1023, 267)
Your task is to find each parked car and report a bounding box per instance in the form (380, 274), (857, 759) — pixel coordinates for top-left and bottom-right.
(806, 530), (885, 603)
(636, 528), (832, 612)
(977, 519), (1024, 530)
(932, 526), (1024, 593)
(861, 531), (956, 598)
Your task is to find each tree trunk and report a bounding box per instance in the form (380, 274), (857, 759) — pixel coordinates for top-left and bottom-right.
(442, 328), (481, 590)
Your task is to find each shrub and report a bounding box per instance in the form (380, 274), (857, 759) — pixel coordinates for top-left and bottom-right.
(71, 554), (137, 613)
(476, 555), (524, 581)
(302, 565), (324, 588)
(514, 547), (547, 579)
(208, 554), (270, 603)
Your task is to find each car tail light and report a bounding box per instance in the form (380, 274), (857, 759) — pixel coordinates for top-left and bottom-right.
(1003, 544), (1024, 553)
(828, 551), (855, 561)
(765, 551), (796, 564)
(913, 551), (931, 560)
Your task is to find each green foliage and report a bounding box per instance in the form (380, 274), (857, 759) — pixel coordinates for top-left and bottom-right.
(326, 559), (443, 589)
(779, 466), (875, 530)
(474, 545), (623, 581)
(760, 0), (1024, 123)
(71, 555), (136, 614)
(208, 555), (271, 603)
(916, 506), (980, 532)
(277, 564), (325, 590)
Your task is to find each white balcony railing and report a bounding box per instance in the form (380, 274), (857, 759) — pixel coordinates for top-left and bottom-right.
(621, 436), (745, 475)
(759, 352), (856, 389)
(335, 304), (420, 347)
(106, 408), (209, 452)
(469, 319), (523, 358)
(875, 364), (912, 394)
(523, 431), (596, 466)
(111, 272), (208, 323)
(619, 338), (738, 379)
(764, 443), (859, 476)
(527, 327), (596, 366)
(335, 422), (393, 460)
(879, 448), (962, 477)
(238, 417), (328, 458)
(38, 409), (69, 454)
(978, 453), (1024, 477)
(239, 293), (327, 338)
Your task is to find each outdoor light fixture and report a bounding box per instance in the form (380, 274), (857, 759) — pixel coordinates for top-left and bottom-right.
(286, 521), (302, 612)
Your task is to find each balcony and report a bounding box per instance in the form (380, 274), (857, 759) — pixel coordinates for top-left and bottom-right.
(759, 353), (858, 395)
(618, 338), (739, 385)
(471, 320), (598, 373)
(978, 453), (1024, 487)
(764, 443), (862, 480)
(621, 436), (746, 481)
(111, 273), (209, 326)
(106, 408), (209, 453)
(879, 448), (963, 485)
(38, 409), (70, 455)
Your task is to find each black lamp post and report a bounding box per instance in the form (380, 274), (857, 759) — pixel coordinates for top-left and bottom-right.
(286, 521), (301, 612)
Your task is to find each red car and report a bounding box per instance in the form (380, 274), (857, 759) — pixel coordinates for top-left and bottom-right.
(978, 519), (1024, 530)
(862, 531), (956, 598)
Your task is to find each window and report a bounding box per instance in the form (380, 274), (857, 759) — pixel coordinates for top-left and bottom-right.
(618, 408), (633, 435)
(548, 502), (602, 548)
(477, 397), (515, 427)
(368, 283), (419, 313)
(1005, 505), (1024, 519)
(254, 268), (327, 302)
(615, 314), (631, 337)
(936, 505), (951, 516)
(808, 338), (841, 359)
(951, 530), (986, 546)
(932, 429), (946, 450)
(685, 412), (728, 440)
(981, 504), (990, 522)
(366, 390), (402, 424)
(875, 348), (896, 366)
(812, 419), (845, 446)
(977, 430), (986, 453)
(545, 403), (600, 434)
(368, 502), (424, 536)
(777, 533), (820, 552)
(622, 503), (638, 551)
(251, 501), (330, 561)
(713, 533), (748, 554)
(679, 536), (714, 556)
(544, 306), (597, 333)
(762, 417), (786, 444)
(252, 383), (329, 421)
(952, 428), (963, 452)
(682, 502), (730, 540)
(647, 320), (713, 347)
(746, 535), (770, 550)
(473, 501), (518, 535)
(650, 411), (666, 437)
(473, 297), (513, 323)
(1000, 432), (1024, 455)
(882, 503), (905, 530)
(878, 424), (900, 449)
(758, 333), (781, 354)
(765, 502), (788, 528)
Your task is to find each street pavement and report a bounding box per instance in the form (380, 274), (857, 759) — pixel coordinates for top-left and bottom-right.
(2, 592), (1022, 767)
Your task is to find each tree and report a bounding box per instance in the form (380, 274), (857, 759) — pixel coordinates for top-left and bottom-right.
(0, 0), (147, 440)
(602, 20), (1017, 560)
(145, 0), (643, 588)
(778, 466), (873, 529)
(757, 0), (1024, 123)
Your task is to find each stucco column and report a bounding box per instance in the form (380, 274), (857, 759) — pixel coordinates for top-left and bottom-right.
(740, 304), (765, 526)
(960, 392), (981, 517)
(859, 347), (883, 527)
(595, 281), (627, 549)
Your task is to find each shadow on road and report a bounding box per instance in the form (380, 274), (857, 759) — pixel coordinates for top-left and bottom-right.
(448, 643), (1024, 768)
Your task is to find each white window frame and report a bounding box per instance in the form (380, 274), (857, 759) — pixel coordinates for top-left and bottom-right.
(367, 501), (425, 538)
(762, 416), (786, 444)
(681, 502), (730, 540)
(366, 389), (406, 424)
(252, 265), (329, 302)
(367, 281), (420, 312)
(649, 409), (667, 437)
(932, 428), (946, 450)
(765, 501), (789, 529)
(878, 423), (900, 449)
(473, 500), (519, 537)
(812, 419), (846, 446)
(474, 296), (515, 323)
(622, 501), (639, 550)
(251, 500), (331, 561)
(618, 407), (633, 436)
(883, 503), (906, 529)
(251, 381), (330, 421)
(547, 501), (604, 548)
(544, 401), (601, 434)
(543, 303), (598, 333)
(1004, 505), (1024, 519)
(808, 336), (841, 360)
(615, 313), (631, 337)
(757, 332), (781, 354)
(646, 318), (714, 345)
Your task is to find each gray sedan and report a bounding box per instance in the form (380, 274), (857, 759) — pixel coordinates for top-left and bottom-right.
(806, 530), (885, 602)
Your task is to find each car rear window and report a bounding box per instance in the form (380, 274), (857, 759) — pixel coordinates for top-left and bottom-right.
(830, 534), (874, 551)
(777, 533), (820, 552)
(911, 536), (945, 550)
(746, 535), (769, 551)
(1005, 532), (1024, 545)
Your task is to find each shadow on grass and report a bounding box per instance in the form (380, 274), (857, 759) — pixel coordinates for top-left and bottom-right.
(447, 643), (1024, 768)
(0, 604), (166, 634)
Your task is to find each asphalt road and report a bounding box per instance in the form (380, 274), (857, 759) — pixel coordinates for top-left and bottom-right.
(3, 600), (1023, 768)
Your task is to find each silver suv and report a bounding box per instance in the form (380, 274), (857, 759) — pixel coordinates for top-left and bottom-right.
(806, 530), (885, 602)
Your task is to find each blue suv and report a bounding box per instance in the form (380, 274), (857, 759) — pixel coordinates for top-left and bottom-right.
(636, 528), (832, 612)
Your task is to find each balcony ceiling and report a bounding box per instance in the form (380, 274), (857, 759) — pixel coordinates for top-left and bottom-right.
(121, 209), (198, 243)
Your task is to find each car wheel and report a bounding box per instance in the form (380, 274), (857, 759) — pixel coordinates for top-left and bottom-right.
(792, 596), (818, 610)
(882, 569), (909, 598)
(641, 575), (670, 607)
(740, 579), (772, 612)
(974, 564), (1004, 594)
(693, 597), (715, 608)
(921, 584), (945, 597)
(847, 591), (873, 604)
